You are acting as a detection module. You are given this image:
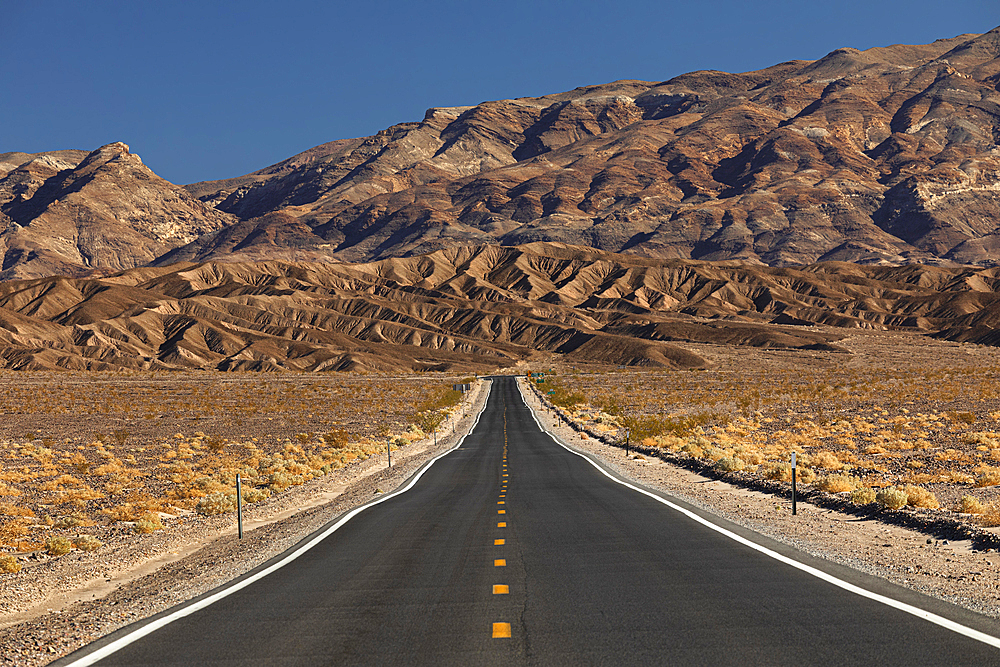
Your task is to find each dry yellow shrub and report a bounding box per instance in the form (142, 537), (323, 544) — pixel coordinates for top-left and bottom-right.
(0, 554), (21, 573)
(974, 465), (1000, 487)
(45, 536), (72, 556)
(0, 518), (30, 545)
(764, 462), (792, 482)
(958, 495), (985, 514)
(714, 457), (746, 473)
(134, 512), (163, 534)
(850, 487), (877, 504)
(0, 483), (22, 497)
(901, 485), (939, 509)
(815, 474), (859, 493)
(0, 503), (33, 518)
(876, 487), (909, 510)
(73, 535), (102, 551)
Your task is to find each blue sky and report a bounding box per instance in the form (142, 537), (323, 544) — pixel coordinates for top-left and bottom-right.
(2, 1), (996, 185)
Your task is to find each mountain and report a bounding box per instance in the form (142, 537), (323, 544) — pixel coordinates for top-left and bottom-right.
(0, 143), (236, 281)
(4, 28), (1000, 283)
(7, 242), (1000, 372)
(176, 28), (1000, 267)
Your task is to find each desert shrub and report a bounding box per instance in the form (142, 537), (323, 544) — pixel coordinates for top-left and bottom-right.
(958, 495), (985, 514)
(680, 442), (704, 458)
(134, 512), (163, 534)
(242, 487), (269, 503)
(902, 484), (940, 509)
(850, 487), (877, 504)
(45, 536), (72, 556)
(974, 466), (1000, 487)
(949, 411), (976, 424)
(876, 487), (909, 510)
(0, 518), (30, 546)
(0, 554), (21, 573)
(549, 386), (586, 409)
(415, 411), (445, 435)
(714, 457), (746, 473)
(815, 473), (859, 493)
(620, 415), (668, 442)
(54, 514), (90, 529)
(797, 467), (817, 484)
(268, 472), (304, 491)
(812, 451), (843, 470)
(0, 503), (33, 518)
(73, 535), (102, 552)
(963, 432), (1000, 446)
(196, 493), (237, 515)
(764, 462), (792, 482)
(189, 476), (230, 497)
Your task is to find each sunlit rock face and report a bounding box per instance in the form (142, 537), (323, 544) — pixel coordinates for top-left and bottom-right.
(181, 28), (1000, 268)
(0, 143), (235, 280)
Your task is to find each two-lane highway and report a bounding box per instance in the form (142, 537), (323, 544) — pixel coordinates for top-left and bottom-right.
(61, 376), (1000, 665)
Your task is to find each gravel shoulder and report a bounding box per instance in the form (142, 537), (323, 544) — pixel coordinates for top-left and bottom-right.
(516, 377), (1000, 621)
(0, 383), (489, 666)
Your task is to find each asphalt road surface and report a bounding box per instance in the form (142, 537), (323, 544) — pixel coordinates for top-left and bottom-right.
(61, 376), (1000, 666)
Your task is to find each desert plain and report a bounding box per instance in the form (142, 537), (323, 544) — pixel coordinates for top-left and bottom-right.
(4, 329), (1000, 662)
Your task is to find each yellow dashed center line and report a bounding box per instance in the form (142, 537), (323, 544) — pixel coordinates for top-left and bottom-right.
(494, 403), (513, 641)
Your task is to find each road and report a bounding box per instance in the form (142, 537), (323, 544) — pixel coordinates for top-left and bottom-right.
(61, 376), (1000, 665)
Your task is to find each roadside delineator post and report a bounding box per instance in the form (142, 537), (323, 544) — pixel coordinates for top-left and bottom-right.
(236, 473), (243, 539)
(791, 452), (797, 516)
(387, 439), (392, 468)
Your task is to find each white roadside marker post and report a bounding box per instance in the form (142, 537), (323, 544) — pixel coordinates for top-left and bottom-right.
(791, 452), (797, 516)
(236, 473), (243, 539)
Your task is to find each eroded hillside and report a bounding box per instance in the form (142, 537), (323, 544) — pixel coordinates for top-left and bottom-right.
(6, 243), (1000, 372)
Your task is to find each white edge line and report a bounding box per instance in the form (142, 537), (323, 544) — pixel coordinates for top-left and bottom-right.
(63, 381), (493, 667)
(516, 379), (1000, 650)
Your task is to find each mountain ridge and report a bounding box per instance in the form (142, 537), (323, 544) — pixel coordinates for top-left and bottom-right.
(3, 28), (1000, 281)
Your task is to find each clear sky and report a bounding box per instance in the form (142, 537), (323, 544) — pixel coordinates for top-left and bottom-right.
(2, 0), (996, 185)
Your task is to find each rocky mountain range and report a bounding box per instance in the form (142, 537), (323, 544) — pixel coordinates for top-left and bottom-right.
(5, 242), (1000, 372)
(0, 144), (236, 281)
(2, 27), (1000, 282)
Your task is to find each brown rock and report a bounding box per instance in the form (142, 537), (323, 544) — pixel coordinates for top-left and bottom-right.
(0, 143), (236, 280)
(174, 28), (1000, 268)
